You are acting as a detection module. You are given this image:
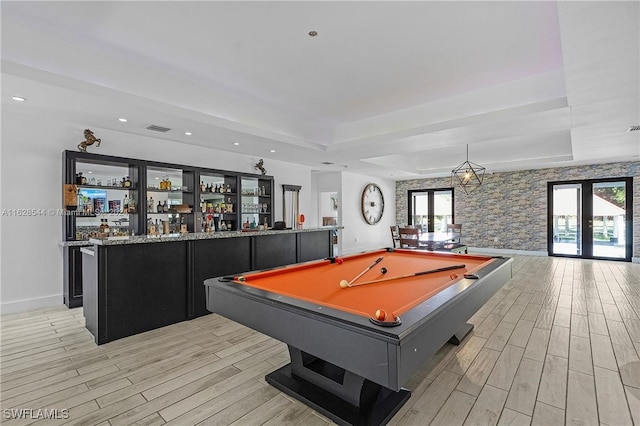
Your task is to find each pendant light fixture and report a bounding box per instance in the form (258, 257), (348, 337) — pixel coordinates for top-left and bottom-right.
(451, 144), (485, 195)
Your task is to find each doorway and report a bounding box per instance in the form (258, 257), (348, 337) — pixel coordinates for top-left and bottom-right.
(408, 188), (454, 232)
(548, 178), (632, 261)
(319, 191), (339, 255)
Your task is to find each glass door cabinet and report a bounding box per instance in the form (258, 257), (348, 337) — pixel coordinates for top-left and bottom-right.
(240, 176), (273, 230)
(197, 172), (238, 232)
(63, 150), (273, 240)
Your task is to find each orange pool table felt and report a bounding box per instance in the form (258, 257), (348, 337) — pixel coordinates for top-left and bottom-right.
(232, 249), (495, 321)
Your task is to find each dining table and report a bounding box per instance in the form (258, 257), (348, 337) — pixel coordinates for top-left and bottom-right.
(417, 231), (461, 250)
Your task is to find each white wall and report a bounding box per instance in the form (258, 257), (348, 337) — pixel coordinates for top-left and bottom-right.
(339, 172), (396, 254)
(0, 111), (311, 313)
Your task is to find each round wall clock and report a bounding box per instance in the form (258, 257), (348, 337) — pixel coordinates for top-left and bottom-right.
(361, 183), (384, 225)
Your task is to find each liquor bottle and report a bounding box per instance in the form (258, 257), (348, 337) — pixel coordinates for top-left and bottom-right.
(226, 184), (231, 193)
(128, 196), (136, 213)
(200, 181), (205, 192)
(166, 177), (172, 191)
(123, 195), (129, 212)
(124, 176), (132, 188)
(213, 184), (218, 193)
(162, 200), (168, 213)
(157, 200), (162, 213)
(148, 197), (154, 213)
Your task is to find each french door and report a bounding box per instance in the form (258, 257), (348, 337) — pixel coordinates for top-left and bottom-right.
(548, 178), (632, 261)
(408, 188), (454, 232)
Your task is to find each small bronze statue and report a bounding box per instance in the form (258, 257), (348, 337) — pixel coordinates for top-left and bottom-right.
(78, 129), (101, 152)
(255, 158), (266, 175)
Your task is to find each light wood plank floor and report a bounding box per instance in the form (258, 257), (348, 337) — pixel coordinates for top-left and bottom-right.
(1, 255), (639, 425)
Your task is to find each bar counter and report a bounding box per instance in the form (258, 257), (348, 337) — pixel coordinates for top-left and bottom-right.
(80, 227), (339, 344)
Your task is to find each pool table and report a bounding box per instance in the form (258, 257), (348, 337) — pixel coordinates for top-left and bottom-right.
(205, 248), (512, 426)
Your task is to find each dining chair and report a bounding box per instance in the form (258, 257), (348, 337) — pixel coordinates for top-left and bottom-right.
(446, 223), (462, 243)
(398, 227), (421, 249)
(390, 226), (400, 248)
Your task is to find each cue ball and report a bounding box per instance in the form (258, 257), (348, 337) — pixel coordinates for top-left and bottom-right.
(375, 309), (387, 321)
(336, 258), (344, 264)
(380, 267), (388, 274)
(340, 280), (349, 288)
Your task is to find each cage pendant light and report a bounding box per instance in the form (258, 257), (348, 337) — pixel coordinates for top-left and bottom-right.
(451, 144), (485, 195)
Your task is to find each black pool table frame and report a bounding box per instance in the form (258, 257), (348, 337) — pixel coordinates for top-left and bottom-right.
(205, 251), (512, 425)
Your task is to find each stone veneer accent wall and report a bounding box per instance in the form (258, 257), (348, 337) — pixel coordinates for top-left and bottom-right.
(396, 162), (640, 258)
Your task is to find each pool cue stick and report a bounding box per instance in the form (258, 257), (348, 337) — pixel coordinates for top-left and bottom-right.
(346, 264), (466, 288)
(346, 256), (384, 286)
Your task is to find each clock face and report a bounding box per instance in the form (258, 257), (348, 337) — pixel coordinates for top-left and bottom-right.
(361, 183), (384, 225)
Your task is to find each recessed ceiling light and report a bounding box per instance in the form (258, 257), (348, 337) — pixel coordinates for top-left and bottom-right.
(87, 171), (93, 174)
(155, 177), (159, 180)
(118, 118), (128, 122)
(270, 149), (276, 153)
(185, 132), (192, 136)
(11, 96), (26, 102)
(233, 142), (240, 146)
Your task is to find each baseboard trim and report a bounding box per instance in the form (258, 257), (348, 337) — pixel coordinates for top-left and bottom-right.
(468, 247), (548, 257)
(1, 294), (62, 315)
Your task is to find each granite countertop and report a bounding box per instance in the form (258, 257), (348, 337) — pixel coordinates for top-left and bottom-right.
(59, 226), (342, 246)
(59, 240), (96, 247)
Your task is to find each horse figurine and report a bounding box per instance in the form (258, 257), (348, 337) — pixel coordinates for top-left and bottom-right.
(78, 129), (101, 152)
(254, 158), (266, 175)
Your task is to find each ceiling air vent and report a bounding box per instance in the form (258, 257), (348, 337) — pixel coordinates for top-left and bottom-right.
(145, 124), (171, 133)
(627, 125), (640, 132)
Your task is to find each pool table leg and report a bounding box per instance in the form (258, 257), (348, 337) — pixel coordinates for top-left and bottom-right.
(448, 322), (474, 345)
(265, 346), (411, 426)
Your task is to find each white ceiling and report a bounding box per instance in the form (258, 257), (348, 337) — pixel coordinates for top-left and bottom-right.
(2, 1), (638, 180)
